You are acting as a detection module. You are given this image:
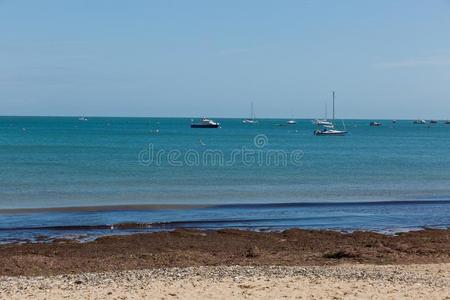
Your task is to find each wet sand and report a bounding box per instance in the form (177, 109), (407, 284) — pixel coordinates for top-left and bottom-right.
(1, 228), (449, 276)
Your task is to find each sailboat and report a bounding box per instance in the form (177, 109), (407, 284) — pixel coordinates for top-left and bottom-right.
(314, 91), (347, 136)
(242, 102), (258, 124)
(313, 103), (332, 126)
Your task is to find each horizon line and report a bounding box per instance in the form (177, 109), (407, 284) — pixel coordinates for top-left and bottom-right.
(0, 114), (447, 121)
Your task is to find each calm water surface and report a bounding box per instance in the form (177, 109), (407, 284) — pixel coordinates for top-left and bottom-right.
(0, 117), (448, 241)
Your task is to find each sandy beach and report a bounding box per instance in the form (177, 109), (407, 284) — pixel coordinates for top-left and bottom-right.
(1, 228), (450, 299)
(1, 264), (449, 299)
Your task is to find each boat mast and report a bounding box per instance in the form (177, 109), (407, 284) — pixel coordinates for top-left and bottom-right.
(251, 102), (254, 120)
(332, 91), (335, 122)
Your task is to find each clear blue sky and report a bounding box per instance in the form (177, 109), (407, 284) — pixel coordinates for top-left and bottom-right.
(1, 0), (450, 119)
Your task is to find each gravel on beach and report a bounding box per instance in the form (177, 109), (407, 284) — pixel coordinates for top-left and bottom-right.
(1, 264), (449, 299)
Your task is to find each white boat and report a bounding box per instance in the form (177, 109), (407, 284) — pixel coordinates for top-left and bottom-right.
(242, 102), (258, 124)
(314, 128), (347, 136)
(413, 119), (426, 124)
(314, 91), (347, 136)
(78, 117), (88, 121)
(313, 103), (333, 126)
(191, 118), (220, 128)
(287, 119), (297, 125)
(313, 119), (333, 126)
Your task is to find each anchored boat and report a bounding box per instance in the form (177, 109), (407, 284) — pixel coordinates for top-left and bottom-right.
(314, 91), (347, 136)
(242, 102), (258, 124)
(191, 118), (220, 128)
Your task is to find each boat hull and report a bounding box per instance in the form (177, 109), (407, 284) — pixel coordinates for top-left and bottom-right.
(314, 130), (347, 136)
(190, 124), (220, 128)
(242, 119), (258, 124)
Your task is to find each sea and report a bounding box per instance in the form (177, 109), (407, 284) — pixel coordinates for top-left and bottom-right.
(0, 116), (449, 243)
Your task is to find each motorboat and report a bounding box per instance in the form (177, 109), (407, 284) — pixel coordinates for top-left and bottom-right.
(314, 128), (347, 136)
(413, 119), (426, 124)
(191, 118), (220, 128)
(370, 122), (382, 127)
(286, 120), (297, 125)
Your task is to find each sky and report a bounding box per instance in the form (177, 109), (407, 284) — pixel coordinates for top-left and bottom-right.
(1, 0), (450, 119)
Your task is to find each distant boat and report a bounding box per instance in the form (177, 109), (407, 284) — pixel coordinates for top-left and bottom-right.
(242, 102), (258, 124)
(413, 119), (426, 124)
(429, 120), (438, 124)
(313, 119), (333, 126)
(313, 102), (332, 126)
(446, 120), (450, 125)
(286, 119), (296, 125)
(314, 91), (347, 136)
(370, 122), (382, 127)
(392, 120), (397, 123)
(191, 118), (220, 128)
(78, 117), (88, 121)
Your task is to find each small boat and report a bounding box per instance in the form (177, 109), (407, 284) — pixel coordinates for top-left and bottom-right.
(242, 102), (258, 124)
(191, 118), (220, 128)
(446, 120), (450, 125)
(392, 120), (397, 123)
(313, 119), (333, 126)
(370, 122), (382, 127)
(314, 91), (347, 136)
(286, 120), (296, 125)
(78, 117), (88, 121)
(429, 120), (438, 124)
(314, 128), (347, 136)
(413, 119), (426, 124)
(313, 102), (332, 126)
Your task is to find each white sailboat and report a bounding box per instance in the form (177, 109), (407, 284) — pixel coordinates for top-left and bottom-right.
(313, 103), (332, 126)
(242, 102), (258, 124)
(314, 91), (347, 136)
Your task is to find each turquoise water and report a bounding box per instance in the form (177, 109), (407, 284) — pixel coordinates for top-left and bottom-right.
(1, 117), (448, 208)
(0, 117), (449, 241)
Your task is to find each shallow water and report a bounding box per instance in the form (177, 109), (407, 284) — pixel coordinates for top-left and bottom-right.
(0, 117), (449, 241)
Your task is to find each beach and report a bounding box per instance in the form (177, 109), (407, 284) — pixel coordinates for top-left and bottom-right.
(0, 117), (449, 299)
(2, 264), (449, 300)
(1, 229), (450, 299)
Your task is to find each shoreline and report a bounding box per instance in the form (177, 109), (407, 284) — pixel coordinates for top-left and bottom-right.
(1, 228), (449, 277)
